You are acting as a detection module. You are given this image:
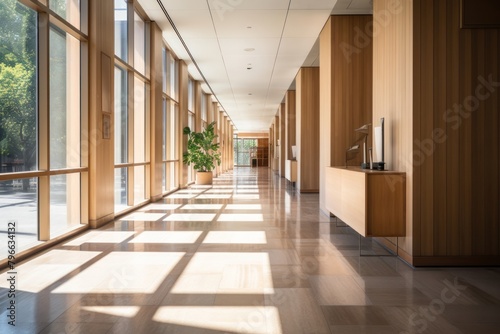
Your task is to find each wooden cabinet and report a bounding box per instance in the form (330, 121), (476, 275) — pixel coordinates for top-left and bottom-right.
(285, 160), (297, 182)
(325, 167), (406, 237)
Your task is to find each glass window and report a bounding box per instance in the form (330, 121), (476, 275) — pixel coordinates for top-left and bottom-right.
(168, 101), (178, 161)
(50, 0), (82, 29)
(134, 12), (146, 75)
(134, 165), (146, 205)
(114, 167), (128, 211)
(50, 25), (81, 169)
(114, 66), (128, 164)
(0, 0), (87, 262)
(133, 77), (146, 163)
(50, 173), (82, 238)
(162, 98), (178, 193)
(0, 1), (37, 173)
(162, 48), (167, 94)
(0, 178), (39, 255)
(114, 3), (150, 212)
(201, 94), (207, 123)
(165, 49), (177, 99)
(188, 78), (194, 112)
(114, 0), (128, 62)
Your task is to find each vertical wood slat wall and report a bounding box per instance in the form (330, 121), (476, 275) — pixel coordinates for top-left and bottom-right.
(372, 0), (414, 260)
(296, 67), (320, 192)
(374, 0), (500, 265)
(328, 16), (373, 168)
(413, 0), (500, 264)
(279, 103), (286, 176)
(319, 15), (373, 213)
(88, 0), (114, 228)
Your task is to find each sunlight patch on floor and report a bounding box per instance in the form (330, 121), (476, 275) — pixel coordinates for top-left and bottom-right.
(138, 203), (181, 211)
(153, 306), (282, 334)
(180, 204), (223, 210)
(0, 250), (101, 293)
(163, 213), (216, 222)
(81, 306), (140, 318)
(224, 204), (262, 210)
(130, 231), (203, 244)
(217, 214), (263, 222)
(119, 212), (166, 222)
(172, 252), (273, 294)
(53, 252), (185, 294)
(63, 231), (136, 246)
(203, 231), (267, 244)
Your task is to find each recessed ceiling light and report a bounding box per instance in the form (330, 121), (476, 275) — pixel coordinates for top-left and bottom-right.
(248, 93), (252, 95)
(244, 48), (255, 52)
(247, 26), (252, 29)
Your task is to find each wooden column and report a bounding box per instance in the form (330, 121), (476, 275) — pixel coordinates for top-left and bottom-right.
(374, 0), (500, 266)
(319, 15), (373, 212)
(285, 91), (296, 161)
(88, 0), (114, 228)
(296, 67), (320, 193)
(279, 103), (286, 176)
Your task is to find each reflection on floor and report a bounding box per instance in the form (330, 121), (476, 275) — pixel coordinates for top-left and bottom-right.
(1, 167), (499, 333)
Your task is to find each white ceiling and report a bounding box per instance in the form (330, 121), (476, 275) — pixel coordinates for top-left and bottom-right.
(138, 0), (372, 132)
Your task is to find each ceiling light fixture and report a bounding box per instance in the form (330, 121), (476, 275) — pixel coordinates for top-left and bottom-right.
(244, 48), (255, 52)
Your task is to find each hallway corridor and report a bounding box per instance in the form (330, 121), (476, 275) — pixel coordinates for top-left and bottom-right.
(1, 168), (499, 333)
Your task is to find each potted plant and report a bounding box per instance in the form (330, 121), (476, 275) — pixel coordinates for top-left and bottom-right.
(183, 121), (221, 185)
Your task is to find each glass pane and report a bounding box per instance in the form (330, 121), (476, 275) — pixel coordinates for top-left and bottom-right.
(133, 77), (146, 163)
(0, 179), (39, 254)
(166, 52), (178, 100)
(114, 66), (128, 163)
(162, 99), (167, 161)
(162, 48), (167, 93)
(162, 162), (166, 193)
(201, 94), (207, 122)
(0, 1), (37, 173)
(50, 173), (82, 238)
(170, 103), (179, 160)
(50, 0), (81, 29)
(114, 167), (128, 212)
(166, 100), (177, 161)
(114, 0), (127, 61)
(166, 162), (177, 192)
(188, 79), (194, 112)
(134, 12), (146, 75)
(50, 26), (81, 169)
(134, 165), (146, 205)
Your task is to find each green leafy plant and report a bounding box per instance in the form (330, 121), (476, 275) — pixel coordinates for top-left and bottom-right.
(183, 121), (221, 172)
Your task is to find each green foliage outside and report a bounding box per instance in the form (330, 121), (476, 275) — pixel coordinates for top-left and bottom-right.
(183, 122), (221, 172)
(0, 0), (37, 175)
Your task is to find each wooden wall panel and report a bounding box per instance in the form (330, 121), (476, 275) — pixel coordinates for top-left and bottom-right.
(373, 0), (413, 258)
(88, 0), (115, 228)
(328, 16), (373, 167)
(285, 91), (296, 161)
(320, 14), (373, 212)
(411, 0), (500, 265)
(296, 67), (320, 192)
(279, 103), (286, 176)
(319, 18), (332, 213)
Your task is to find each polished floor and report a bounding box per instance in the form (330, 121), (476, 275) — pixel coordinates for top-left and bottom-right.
(1, 167), (499, 334)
